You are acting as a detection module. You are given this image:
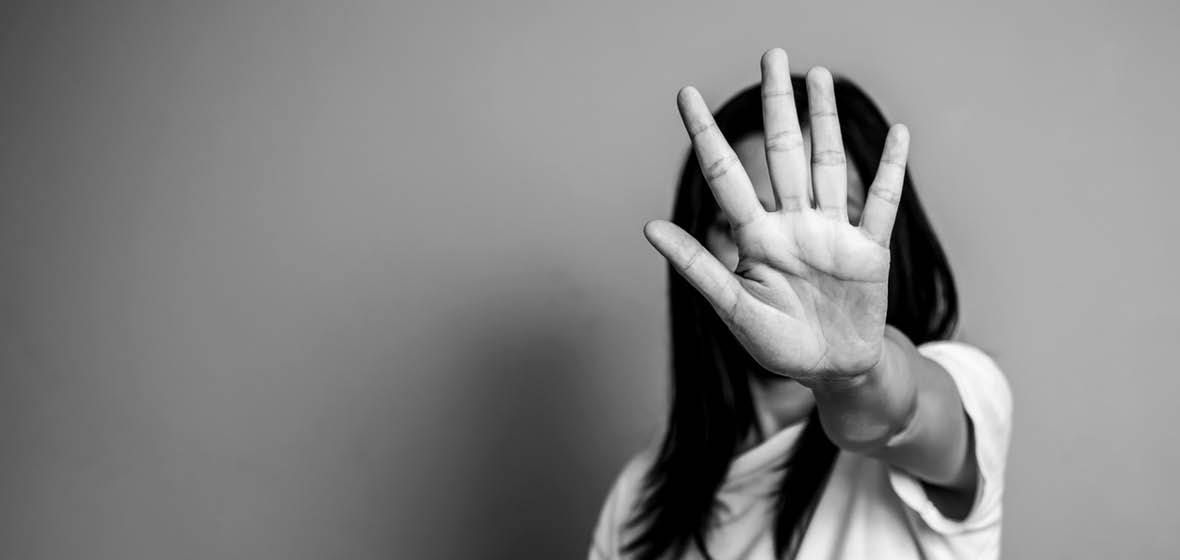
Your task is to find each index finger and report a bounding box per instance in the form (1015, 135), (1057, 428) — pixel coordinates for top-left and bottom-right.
(678, 86), (765, 229)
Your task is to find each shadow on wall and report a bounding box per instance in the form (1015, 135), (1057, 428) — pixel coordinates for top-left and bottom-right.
(446, 290), (608, 559)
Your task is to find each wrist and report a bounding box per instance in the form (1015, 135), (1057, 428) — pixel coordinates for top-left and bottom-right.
(807, 366), (872, 396)
(809, 338), (894, 398)
(809, 335), (919, 453)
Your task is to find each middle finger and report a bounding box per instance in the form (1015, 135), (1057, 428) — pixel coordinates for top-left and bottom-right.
(806, 67), (848, 220)
(760, 48), (810, 212)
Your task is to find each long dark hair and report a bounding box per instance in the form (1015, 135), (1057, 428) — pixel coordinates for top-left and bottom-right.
(624, 75), (960, 559)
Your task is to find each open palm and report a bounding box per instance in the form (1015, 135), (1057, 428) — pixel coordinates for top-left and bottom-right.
(645, 49), (910, 387)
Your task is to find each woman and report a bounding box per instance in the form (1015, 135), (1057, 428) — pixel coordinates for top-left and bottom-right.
(589, 49), (1012, 559)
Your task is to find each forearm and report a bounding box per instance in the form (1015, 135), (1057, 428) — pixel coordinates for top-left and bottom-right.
(811, 326), (973, 489)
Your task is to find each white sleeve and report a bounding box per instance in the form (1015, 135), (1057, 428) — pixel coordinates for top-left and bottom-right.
(887, 340), (1014, 555)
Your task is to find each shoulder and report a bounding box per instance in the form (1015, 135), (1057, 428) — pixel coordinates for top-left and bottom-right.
(917, 340), (1013, 428)
(610, 445), (659, 511)
(589, 446), (659, 559)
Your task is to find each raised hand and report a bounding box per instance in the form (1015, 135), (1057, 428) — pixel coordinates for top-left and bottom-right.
(644, 49), (910, 388)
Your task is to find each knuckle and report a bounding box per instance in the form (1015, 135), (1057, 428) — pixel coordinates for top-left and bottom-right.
(714, 289), (740, 326)
(765, 130), (804, 153)
(689, 120), (718, 139)
(778, 194), (809, 212)
(812, 150), (846, 166)
(682, 243), (704, 272)
(819, 206), (845, 219)
(869, 186), (901, 205)
(761, 89), (794, 100)
(723, 296), (740, 325)
(704, 154), (740, 180)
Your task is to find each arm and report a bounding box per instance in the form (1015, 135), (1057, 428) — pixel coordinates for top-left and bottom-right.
(812, 325), (978, 515)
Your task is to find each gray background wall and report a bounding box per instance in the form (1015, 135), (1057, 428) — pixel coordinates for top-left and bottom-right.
(1, 1), (1177, 558)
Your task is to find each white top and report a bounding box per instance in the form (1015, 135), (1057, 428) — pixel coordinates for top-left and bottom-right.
(589, 341), (1013, 559)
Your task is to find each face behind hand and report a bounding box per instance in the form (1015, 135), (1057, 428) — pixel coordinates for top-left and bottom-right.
(705, 131), (867, 271)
